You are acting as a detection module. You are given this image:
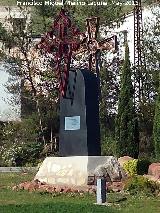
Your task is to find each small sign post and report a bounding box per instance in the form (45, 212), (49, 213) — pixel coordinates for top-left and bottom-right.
(96, 178), (106, 204)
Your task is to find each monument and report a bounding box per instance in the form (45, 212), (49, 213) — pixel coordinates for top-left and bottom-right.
(35, 9), (122, 187)
(60, 68), (101, 156)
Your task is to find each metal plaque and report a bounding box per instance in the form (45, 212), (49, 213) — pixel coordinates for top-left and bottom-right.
(65, 116), (80, 130)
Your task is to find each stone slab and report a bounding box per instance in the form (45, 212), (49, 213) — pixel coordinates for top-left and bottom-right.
(35, 156), (122, 187)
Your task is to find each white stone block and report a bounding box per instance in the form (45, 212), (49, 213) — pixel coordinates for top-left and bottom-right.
(35, 156), (123, 187)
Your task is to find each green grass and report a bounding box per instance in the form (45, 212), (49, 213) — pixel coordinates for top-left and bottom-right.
(0, 173), (117, 213)
(1, 173), (160, 212)
(0, 172), (34, 188)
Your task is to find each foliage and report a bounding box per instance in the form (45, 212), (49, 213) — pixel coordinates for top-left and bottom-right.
(144, 7), (160, 97)
(1, 116), (39, 145)
(1, 143), (23, 166)
(1, 142), (44, 167)
(0, 115), (41, 166)
(124, 175), (160, 196)
(138, 7), (160, 157)
(0, 2), (159, 163)
(33, 0), (125, 31)
(137, 158), (151, 175)
(0, 10), (60, 146)
(123, 159), (138, 176)
(99, 65), (119, 127)
(123, 158), (151, 176)
(101, 134), (117, 156)
(0, 111), (59, 166)
(153, 74), (160, 158)
(115, 44), (139, 158)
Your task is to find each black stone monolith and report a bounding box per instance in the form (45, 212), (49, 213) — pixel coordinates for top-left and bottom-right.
(59, 68), (101, 156)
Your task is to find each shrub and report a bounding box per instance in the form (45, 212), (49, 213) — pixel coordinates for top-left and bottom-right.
(123, 159), (151, 176)
(123, 159), (138, 176)
(153, 74), (160, 158)
(101, 136), (117, 156)
(115, 44), (139, 158)
(1, 143), (23, 166)
(124, 175), (160, 196)
(137, 159), (151, 175)
(1, 142), (44, 166)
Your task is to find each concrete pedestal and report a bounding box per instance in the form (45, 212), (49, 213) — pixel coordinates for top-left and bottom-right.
(35, 156), (122, 187)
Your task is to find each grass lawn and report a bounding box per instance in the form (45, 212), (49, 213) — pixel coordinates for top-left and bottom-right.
(1, 173), (160, 213)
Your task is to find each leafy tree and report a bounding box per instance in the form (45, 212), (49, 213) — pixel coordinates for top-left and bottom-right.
(115, 44), (139, 158)
(153, 74), (160, 159)
(143, 5), (159, 102)
(0, 3), (137, 160)
(0, 8), (59, 149)
(33, 0), (125, 32)
(137, 5), (160, 156)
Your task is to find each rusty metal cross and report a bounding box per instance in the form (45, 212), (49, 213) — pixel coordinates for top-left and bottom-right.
(74, 16), (118, 77)
(38, 9), (117, 97)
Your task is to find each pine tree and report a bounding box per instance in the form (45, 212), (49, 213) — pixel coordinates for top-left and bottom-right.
(115, 44), (139, 158)
(153, 74), (160, 159)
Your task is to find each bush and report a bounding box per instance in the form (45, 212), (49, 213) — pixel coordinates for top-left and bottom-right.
(0, 115), (46, 166)
(101, 136), (117, 156)
(1, 142), (44, 166)
(123, 159), (151, 176)
(137, 159), (151, 175)
(124, 175), (160, 196)
(1, 143), (23, 166)
(123, 159), (138, 176)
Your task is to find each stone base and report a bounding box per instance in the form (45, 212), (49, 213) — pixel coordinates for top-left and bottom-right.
(35, 156), (123, 187)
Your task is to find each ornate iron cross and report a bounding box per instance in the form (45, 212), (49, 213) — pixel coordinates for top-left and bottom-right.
(38, 9), (117, 97)
(37, 8), (85, 97)
(74, 16), (118, 76)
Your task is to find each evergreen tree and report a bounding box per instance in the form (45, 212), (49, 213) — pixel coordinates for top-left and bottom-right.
(115, 44), (139, 158)
(153, 74), (160, 159)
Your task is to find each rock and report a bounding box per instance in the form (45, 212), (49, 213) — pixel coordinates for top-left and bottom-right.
(55, 186), (62, 193)
(94, 156), (125, 181)
(12, 185), (18, 191)
(30, 180), (40, 190)
(79, 192), (84, 196)
(32, 179), (40, 184)
(18, 182), (25, 190)
(36, 156), (127, 186)
(118, 156), (134, 167)
(79, 189), (85, 194)
(111, 182), (124, 192)
(72, 188), (79, 193)
(88, 188), (96, 194)
(143, 174), (160, 183)
(63, 187), (72, 193)
(22, 182), (35, 192)
(46, 186), (55, 193)
(148, 163), (160, 178)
